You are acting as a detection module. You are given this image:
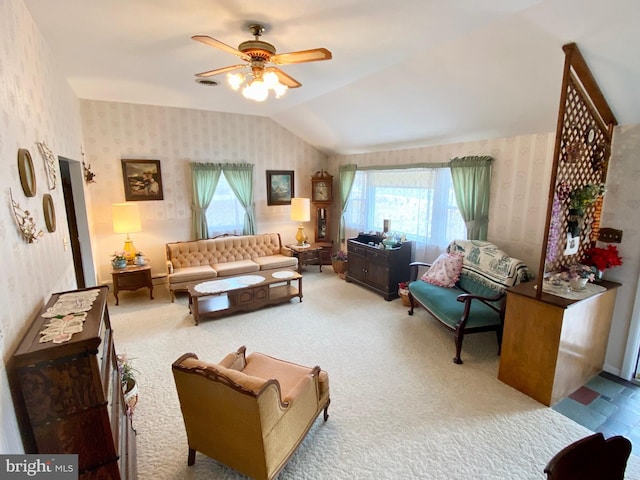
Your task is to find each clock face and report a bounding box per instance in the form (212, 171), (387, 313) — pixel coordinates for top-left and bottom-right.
(314, 181), (330, 202)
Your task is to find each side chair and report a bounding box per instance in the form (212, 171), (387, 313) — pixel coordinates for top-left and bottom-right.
(544, 432), (632, 480)
(172, 346), (330, 480)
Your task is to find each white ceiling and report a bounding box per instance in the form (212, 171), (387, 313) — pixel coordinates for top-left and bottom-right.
(24, 0), (640, 155)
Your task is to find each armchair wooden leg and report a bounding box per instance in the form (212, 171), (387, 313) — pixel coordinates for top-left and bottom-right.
(323, 398), (331, 422)
(187, 447), (196, 466)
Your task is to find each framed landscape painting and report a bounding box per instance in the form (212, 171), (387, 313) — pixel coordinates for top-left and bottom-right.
(266, 170), (294, 206)
(121, 159), (164, 201)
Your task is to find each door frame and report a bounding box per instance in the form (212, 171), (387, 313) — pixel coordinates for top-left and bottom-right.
(59, 157), (96, 287)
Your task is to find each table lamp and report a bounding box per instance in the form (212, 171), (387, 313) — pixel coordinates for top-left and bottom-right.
(112, 202), (142, 263)
(290, 198), (310, 246)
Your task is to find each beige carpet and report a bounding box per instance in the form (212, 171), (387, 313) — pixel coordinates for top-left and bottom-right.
(109, 270), (640, 479)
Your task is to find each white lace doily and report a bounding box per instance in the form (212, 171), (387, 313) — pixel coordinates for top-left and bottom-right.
(272, 271), (295, 279)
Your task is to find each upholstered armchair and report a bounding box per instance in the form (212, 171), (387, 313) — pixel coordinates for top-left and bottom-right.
(172, 346), (330, 480)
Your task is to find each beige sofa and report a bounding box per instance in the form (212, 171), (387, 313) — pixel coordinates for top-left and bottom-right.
(166, 233), (297, 301)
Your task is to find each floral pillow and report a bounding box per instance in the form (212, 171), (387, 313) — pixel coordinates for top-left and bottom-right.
(421, 252), (463, 288)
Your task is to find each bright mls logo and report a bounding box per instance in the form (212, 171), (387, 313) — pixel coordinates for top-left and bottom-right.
(0, 455), (77, 479)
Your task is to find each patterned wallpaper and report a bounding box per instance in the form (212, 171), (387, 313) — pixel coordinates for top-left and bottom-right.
(2, 0), (639, 456)
(79, 100), (327, 283)
(328, 126), (640, 374)
(0, 0), (84, 453)
(329, 133), (556, 270)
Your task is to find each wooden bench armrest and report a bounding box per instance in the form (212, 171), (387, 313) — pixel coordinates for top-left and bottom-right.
(408, 261), (432, 282)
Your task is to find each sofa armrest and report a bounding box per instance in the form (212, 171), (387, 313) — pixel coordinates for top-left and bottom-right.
(409, 261), (432, 282)
(456, 291), (505, 327)
(166, 260), (174, 274)
(281, 246), (294, 257)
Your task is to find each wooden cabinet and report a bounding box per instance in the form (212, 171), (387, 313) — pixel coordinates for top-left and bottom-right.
(346, 234), (414, 300)
(498, 281), (620, 406)
(8, 286), (137, 479)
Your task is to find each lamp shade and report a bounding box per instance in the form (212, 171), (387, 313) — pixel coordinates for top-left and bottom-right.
(112, 203), (141, 234)
(290, 198), (310, 222)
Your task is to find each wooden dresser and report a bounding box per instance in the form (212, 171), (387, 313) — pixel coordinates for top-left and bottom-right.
(346, 233), (414, 300)
(498, 280), (620, 406)
(8, 286), (137, 479)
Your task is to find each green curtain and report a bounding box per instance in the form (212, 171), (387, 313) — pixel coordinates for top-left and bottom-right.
(190, 163), (222, 239)
(223, 164), (256, 235)
(338, 164), (357, 244)
(449, 156), (493, 241)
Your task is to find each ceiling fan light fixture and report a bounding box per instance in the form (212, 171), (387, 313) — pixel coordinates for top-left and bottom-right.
(243, 79), (269, 102)
(263, 71), (279, 88)
(273, 82), (288, 98)
(227, 72), (244, 91)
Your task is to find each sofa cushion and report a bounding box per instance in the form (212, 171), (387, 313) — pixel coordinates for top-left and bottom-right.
(213, 260), (260, 277)
(169, 265), (218, 283)
(254, 255), (298, 271)
(409, 281), (501, 329)
(421, 252), (463, 288)
(244, 352), (319, 400)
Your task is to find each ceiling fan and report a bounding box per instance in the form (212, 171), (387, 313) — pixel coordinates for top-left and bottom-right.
(192, 24), (332, 101)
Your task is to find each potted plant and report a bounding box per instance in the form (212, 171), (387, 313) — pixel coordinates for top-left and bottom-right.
(116, 353), (139, 416)
(111, 251), (127, 269)
(568, 183), (607, 216)
(583, 245), (623, 278)
(562, 264), (595, 291)
(331, 250), (348, 277)
(398, 281), (411, 307)
(134, 251), (146, 266)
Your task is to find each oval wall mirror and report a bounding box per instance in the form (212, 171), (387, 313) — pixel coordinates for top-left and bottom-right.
(43, 194), (56, 232)
(18, 148), (36, 197)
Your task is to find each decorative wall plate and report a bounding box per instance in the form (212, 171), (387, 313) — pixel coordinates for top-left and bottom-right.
(43, 193), (56, 232)
(37, 141), (58, 190)
(18, 148), (36, 197)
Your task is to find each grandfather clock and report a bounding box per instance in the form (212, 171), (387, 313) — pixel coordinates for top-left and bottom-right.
(311, 170), (334, 261)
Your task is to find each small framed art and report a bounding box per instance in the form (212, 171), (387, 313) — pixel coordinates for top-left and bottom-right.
(266, 170), (294, 206)
(121, 159), (164, 201)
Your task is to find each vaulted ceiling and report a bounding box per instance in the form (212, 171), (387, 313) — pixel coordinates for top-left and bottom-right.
(24, 0), (640, 155)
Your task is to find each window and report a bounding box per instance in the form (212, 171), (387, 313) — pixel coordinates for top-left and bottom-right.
(205, 174), (244, 237)
(344, 168), (465, 260)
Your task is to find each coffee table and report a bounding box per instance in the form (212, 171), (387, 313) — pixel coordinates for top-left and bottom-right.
(186, 270), (302, 325)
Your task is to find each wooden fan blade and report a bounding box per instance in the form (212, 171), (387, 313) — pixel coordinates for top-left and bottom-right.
(195, 64), (246, 78)
(271, 48), (332, 65)
(192, 35), (251, 61)
(266, 67), (302, 88)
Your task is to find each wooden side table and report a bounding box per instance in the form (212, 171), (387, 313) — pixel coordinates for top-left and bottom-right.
(287, 244), (324, 273)
(111, 264), (153, 305)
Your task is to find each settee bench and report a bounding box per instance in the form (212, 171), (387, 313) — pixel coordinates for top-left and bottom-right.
(408, 240), (531, 364)
(166, 233), (297, 301)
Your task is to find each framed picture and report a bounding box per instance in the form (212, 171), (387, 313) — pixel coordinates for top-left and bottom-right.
(266, 170), (294, 206)
(121, 159), (164, 201)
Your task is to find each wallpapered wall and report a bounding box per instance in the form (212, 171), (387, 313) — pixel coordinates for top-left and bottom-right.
(0, 0), (85, 452)
(328, 126), (640, 374)
(79, 100), (328, 284)
(2, 0), (639, 456)
(328, 133), (556, 270)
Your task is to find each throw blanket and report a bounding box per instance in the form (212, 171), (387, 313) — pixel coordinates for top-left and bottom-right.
(448, 240), (531, 293)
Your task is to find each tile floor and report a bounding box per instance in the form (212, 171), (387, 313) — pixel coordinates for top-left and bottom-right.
(553, 372), (640, 454)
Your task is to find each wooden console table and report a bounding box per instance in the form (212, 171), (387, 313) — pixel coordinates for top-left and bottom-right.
(111, 264), (153, 305)
(498, 280), (620, 406)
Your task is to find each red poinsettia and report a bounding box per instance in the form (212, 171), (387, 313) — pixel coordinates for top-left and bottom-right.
(583, 245), (623, 272)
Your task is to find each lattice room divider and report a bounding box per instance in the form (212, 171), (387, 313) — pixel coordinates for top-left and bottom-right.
(535, 43), (618, 296)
